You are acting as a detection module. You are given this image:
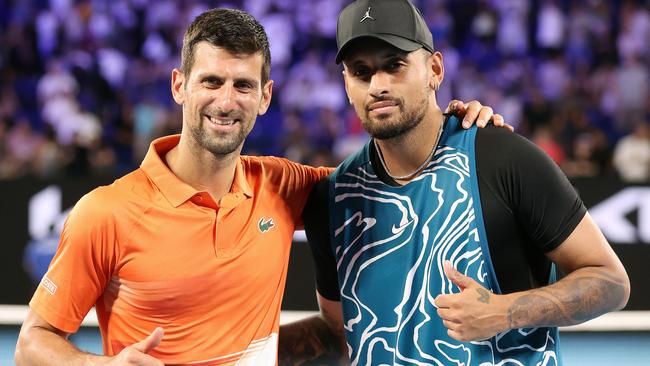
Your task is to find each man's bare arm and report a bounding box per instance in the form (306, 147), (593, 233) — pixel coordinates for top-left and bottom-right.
(278, 294), (348, 365)
(435, 213), (630, 341)
(506, 268), (628, 327)
(506, 213), (630, 328)
(15, 310), (164, 366)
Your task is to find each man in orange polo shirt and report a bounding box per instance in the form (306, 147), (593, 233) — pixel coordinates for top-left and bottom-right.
(15, 7), (504, 366)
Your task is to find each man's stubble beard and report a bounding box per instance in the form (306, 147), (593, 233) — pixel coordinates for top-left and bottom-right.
(361, 91), (429, 140)
(190, 114), (251, 157)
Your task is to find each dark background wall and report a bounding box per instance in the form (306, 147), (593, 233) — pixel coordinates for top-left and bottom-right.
(2, 177), (649, 310)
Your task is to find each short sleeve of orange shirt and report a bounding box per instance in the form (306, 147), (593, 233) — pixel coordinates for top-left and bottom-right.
(29, 135), (333, 365)
(30, 188), (117, 333)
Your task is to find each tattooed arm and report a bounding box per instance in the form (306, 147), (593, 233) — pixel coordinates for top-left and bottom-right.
(506, 212), (629, 328)
(278, 293), (349, 365)
(435, 212), (630, 342)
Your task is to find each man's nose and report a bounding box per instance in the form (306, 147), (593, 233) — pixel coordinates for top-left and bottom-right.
(215, 83), (237, 112)
(368, 71), (391, 98)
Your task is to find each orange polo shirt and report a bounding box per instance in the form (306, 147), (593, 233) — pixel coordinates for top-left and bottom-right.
(29, 135), (332, 365)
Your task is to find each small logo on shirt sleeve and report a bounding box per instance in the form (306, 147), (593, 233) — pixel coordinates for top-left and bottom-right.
(258, 217), (275, 233)
(41, 275), (58, 295)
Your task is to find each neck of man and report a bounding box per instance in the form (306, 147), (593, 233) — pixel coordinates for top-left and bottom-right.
(374, 106), (444, 182)
(166, 131), (240, 203)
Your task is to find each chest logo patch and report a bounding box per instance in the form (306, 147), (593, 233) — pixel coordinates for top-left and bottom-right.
(258, 217), (275, 233)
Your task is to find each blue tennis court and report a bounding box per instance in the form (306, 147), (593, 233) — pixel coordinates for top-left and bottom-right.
(2, 323), (650, 365)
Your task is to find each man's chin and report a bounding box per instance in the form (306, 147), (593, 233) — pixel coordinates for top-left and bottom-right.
(367, 128), (404, 140)
(199, 132), (244, 156)
(363, 121), (401, 139)
(205, 142), (241, 156)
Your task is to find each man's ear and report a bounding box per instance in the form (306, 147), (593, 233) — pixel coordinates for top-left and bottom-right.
(257, 79), (274, 116)
(428, 51), (444, 91)
(171, 68), (185, 105)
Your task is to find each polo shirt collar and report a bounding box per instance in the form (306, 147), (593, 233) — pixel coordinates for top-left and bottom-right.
(140, 135), (253, 207)
(232, 155), (254, 198)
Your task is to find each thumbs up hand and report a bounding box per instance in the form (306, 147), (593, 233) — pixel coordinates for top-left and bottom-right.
(434, 262), (511, 342)
(107, 327), (165, 366)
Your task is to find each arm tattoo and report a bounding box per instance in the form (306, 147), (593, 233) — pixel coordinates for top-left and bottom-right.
(507, 268), (627, 329)
(278, 315), (347, 365)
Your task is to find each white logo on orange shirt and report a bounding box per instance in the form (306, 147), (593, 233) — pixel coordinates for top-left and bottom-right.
(41, 275), (58, 295)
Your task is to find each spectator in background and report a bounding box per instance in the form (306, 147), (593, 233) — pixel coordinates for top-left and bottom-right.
(36, 60), (78, 103)
(281, 50), (328, 112)
(132, 97), (167, 161)
(588, 57), (618, 122)
(32, 127), (66, 179)
(614, 55), (649, 133)
(563, 130), (612, 178)
(536, 0), (566, 52)
(565, 2), (595, 68)
(6, 118), (43, 175)
(0, 119), (16, 179)
(494, 0), (529, 57)
(532, 125), (566, 165)
(521, 87), (553, 136)
(536, 53), (570, 102)
(617, 0), (650, 62)
(254, 4), (294, 88)
(88, 140), (117, 177)
(613, 121), (650, 182)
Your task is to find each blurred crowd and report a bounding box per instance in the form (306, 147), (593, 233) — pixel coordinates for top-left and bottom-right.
(0, 0), (648, 182)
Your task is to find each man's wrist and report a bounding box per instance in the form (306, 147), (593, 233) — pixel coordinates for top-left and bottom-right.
(84, 353), (110, 366)
(500, 292), (518, 332)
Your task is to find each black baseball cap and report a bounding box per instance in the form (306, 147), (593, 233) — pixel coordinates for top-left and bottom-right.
(336, 0), (434, 64)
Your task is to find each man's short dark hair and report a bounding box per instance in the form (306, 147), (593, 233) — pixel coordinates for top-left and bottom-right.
(181, 8), (271, 84)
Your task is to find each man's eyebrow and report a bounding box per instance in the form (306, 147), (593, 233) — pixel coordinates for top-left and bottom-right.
(197, 73), (259, 86)
(233, 77), (259, 86)
(384, 52), (408, 60)
(349, 59), (369, 67)
(385, 51), (403, 57)
(197, 73), (223, 81)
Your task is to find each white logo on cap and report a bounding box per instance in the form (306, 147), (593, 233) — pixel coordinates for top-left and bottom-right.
(360, 6), (375, 23)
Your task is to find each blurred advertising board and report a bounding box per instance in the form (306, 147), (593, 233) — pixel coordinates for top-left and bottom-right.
(1, 177), (649, 310)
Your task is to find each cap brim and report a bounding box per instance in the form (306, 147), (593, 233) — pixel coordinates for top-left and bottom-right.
(335, 34), (423, 64)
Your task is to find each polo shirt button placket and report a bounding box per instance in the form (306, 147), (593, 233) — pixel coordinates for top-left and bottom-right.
(214, 208), (222, 257)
